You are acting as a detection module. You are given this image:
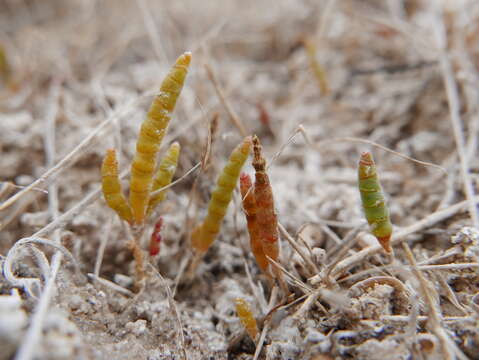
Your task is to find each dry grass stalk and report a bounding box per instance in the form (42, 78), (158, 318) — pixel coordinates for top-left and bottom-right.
(240, 173), (269, 273)
(298, 125), (447, 174)
(15, 85), (65, 360)
(267, 256), (311, 294)
(402, 242), (467, 360)
(191, 136), (251, 254)
(14, 253), (61, 360)
(278, 222), (319, 276)
(149, 265), (188, 360)
(432, 9), (479, 228)
(87, 274), (134, 297)
(204, 62), (249, 137)
(201, 113), (219, 170)
(303, 38), (330, 95)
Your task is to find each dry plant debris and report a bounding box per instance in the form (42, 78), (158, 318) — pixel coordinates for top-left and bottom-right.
(1, 1), (479, 359)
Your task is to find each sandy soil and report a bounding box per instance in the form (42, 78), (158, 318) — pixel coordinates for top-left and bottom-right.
(1, 1), (479, 359)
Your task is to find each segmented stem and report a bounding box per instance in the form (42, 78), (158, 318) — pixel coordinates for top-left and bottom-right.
(191, 137), (252, 254)
(129, 52), (191, 225)
(252, 135), (279, 264)
(358, 152), (393, 253)
(240, 173), (269, 272)
(101, 149), (133, 223)
(235, 297), (258, 340)
(147, 142), (180, 215)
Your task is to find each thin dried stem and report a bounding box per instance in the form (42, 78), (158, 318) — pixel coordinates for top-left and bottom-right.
(35, 162), (200, 238)
(204, 62), (249, 137)
(252, 320), (269, 360)
(16, 82), (66, 360)
(87, 274), (134, 297)
(402, 242), (467, 360)
(278, 222), (319, 276)
(14, 253), (61, 360)
(149, 265), (188, 360)
(94, 217), (113, 277)
(292, 290), (322, 320)
(298, 125), (447, 174)
(135, 0), (167, 62)
(149, 162), (201, 198)
(315, 0), (337, 41)
(267, 256), (309, 294)
(432, 10), (479, 228)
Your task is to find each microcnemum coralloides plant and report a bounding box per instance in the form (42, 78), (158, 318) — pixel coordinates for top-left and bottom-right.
(237, 135), (289, 296)
(100, 52), (397, 292)
(101, 52), (191, 284)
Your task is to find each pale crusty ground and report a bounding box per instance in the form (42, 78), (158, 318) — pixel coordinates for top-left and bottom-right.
(1, 1), (479, 359)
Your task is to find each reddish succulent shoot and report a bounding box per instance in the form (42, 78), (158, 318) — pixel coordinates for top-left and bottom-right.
(256, 102), (270, 127)
(149, 217), (163, 256)
(251, 135), (289, 296)
(240, 172), (269, 272)
(252, 135), (279, 254)
(235, 297), (258, 341)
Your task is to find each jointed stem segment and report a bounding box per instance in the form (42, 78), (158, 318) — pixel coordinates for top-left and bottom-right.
(101, 149), (133, 224)
(240, 173), (269, 272)
(358, 151), (393, 253)
(191, 137), (252, 254)
(235, 297), (258, 341)
(130, 52), (191, 225)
